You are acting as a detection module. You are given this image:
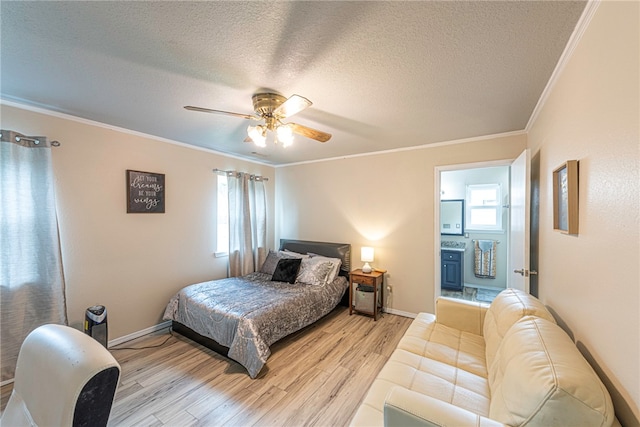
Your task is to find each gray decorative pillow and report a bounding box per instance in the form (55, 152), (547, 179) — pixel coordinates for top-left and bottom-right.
(297, 257), (334, 286)
(259, 250), (280, 275)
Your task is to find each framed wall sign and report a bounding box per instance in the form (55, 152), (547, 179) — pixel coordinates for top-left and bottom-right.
(552, 160), (578, 235)
(126, 170), (165, 213)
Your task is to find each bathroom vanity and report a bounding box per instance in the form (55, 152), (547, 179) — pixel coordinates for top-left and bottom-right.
(441, 248), (464, 291)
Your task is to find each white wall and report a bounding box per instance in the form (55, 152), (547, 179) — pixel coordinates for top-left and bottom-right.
(1, 103), (276, 340)
(275, 134), (526, 316)
(527, 1), (639, 424)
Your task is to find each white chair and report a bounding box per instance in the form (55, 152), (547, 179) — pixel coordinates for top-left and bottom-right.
(1, 324), (121, 427)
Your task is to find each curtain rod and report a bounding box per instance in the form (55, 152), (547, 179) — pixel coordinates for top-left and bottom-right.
(0, 130), (60, 147)
(212, 168), (269, 181)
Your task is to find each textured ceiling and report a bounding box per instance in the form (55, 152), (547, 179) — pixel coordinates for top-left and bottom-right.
(1, 1), (586, 165)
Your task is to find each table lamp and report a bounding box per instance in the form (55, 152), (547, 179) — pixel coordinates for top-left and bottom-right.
(361, 247), (374, 273)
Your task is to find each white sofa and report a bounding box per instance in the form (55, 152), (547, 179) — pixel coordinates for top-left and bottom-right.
(350, 288), (618, 427)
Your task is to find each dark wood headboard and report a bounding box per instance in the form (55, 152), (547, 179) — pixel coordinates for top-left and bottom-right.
(279, 239), (351, 276)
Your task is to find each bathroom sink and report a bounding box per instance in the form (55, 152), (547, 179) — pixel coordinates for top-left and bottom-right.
(441, 241), (466, 251)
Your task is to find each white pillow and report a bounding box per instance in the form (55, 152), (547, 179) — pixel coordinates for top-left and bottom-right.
(308, 253), (342, 284)
(296, 257), (334, 286)
(278, 250), (309, 259)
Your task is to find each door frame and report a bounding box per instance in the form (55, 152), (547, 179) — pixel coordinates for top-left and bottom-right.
(434, 159), (515, 303)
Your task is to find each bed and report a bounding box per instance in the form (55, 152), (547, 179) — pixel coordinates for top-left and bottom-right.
(163, 239), (351, 378)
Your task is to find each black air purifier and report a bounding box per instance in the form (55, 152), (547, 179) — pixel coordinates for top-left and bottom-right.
(84, 305), (108, 348)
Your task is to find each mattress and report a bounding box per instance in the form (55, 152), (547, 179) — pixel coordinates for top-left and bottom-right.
(163, 271), (348, 378)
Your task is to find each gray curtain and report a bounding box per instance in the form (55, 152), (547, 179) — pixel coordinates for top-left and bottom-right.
(0, 130), (67, 383)
(227, 172), (267, 277)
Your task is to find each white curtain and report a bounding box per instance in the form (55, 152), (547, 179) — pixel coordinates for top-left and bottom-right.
(0, 130), (67, 383)
(227, 172), (267, 277)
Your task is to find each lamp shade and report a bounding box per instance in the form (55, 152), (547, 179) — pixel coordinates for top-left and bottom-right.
(361, 247), (374, 262)
(247, 125), (267, 147)
(276, 124), (294, 147)
(361, 247), (374, 273)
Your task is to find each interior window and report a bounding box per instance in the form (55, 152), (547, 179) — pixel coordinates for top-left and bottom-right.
(466, 184), (502, 231)
(216, 174), (229, 256)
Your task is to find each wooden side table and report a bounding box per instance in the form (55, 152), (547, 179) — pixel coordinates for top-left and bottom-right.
(349, 269), (385, 320)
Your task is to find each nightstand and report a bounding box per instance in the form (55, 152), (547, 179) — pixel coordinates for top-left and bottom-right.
(349, 269), (385, 320)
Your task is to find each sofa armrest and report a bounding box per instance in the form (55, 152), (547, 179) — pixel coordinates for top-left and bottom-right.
(384, 387), (506, 427)
(435, 297), (488, 336)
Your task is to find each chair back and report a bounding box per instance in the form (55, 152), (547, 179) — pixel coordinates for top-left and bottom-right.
(1, 324), (121, 427)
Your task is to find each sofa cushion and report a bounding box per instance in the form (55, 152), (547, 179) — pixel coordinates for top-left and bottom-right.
(384, 387), (507, 427)
(483, 288), (556, 369)
(489, 316), (615, 427)
(351, 348), (491, 425)
(436, 297), (488, 336)
(397, 312), (487, 378)
(386, 350), (490, 411)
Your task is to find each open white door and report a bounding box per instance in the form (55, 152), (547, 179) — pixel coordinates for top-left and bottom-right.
(509, 149), (531, 293)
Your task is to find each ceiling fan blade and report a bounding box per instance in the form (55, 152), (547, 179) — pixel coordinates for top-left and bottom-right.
(273, 95), (312, 119)
(289, 123), (332, 143)
(184, 106), (257, 120)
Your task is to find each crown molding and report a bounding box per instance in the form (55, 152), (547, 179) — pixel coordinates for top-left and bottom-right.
(275, 130), (527, 168)
(0, 97), (272, 167)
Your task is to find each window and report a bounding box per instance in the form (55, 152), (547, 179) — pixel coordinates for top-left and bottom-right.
(215, 173), (229, 256)
(466, 184), (502, 231)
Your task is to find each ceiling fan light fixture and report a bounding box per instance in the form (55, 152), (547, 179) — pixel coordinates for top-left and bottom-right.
(187, 92), (331, 146)
(247, 125), (267, 147)
(276, 124), (294, 147)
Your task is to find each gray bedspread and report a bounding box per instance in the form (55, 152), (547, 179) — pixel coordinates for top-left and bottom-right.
(163, 272), (348, 378)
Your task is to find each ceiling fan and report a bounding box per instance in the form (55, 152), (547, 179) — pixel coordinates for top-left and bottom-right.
(184, 93), (332, 148)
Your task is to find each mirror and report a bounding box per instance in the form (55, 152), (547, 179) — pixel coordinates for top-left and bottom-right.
(440, 199), (465, 235)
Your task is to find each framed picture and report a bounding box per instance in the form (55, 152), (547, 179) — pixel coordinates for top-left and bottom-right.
(126, 170), (165, 213)
(552, 160), (578, 235)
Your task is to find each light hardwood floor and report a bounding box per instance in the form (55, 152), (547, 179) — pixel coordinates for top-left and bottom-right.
(1, 307), (412, 426)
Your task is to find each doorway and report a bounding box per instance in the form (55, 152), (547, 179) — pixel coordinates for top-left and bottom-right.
(435, 158), (520, 304)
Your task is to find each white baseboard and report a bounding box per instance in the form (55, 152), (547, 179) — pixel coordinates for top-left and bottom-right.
(108, 320), (172, 348)
(383, 307), (417, 319)
(1, 322), (173, 386)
